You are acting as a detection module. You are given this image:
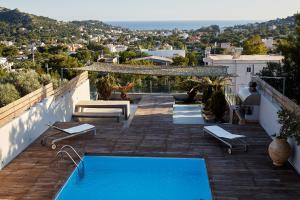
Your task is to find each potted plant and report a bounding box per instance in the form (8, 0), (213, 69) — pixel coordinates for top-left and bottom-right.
(112, 82), (134, 100)
(268, 108), (300, 166)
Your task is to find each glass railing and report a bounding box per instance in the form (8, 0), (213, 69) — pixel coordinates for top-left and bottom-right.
(224, 84), (247, 106)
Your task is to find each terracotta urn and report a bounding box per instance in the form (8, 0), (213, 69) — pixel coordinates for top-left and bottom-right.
(268, 138), (291, 166)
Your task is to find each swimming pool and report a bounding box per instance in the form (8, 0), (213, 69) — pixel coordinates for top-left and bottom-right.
(55, 156), (212, 200)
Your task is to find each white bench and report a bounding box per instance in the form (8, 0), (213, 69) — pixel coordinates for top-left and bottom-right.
(72, 112), (121, 122)
(75, 100), (130, 120)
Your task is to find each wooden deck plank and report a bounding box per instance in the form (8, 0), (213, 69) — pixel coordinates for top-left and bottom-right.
(0, 95), (299, 199)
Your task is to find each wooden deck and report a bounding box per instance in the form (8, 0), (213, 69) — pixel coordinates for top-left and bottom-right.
(0, 95), (300, 200)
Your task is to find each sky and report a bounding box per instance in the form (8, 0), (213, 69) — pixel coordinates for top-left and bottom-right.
(0, 0), (299, 21)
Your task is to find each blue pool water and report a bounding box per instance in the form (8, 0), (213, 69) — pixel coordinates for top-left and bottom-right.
(55, 156), (212, 200)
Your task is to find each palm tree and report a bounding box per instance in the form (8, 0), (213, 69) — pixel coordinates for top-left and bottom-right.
(202, 76), (231, 91)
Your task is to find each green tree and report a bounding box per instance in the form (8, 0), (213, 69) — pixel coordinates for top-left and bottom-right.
(0, 83), (20, 107)
(0, 69), (8, 79)
(0, 44), (5, 56)
(87, 42), (110, 54)
(259, 14), (300, 104)
(13, 60), (36, 69)
(48, 54), (81, 79)
(172, 56), (189, 66)
(47, 45), (68, 54)
(7, 71), (42, 96)
(119, 51), (137, 63)
(2, 46), (18, 58)
(72, 48), (92, 65)
(243, 35), (268, 55)
(277, 14), (300, 103)
(186, 51), (198, 66)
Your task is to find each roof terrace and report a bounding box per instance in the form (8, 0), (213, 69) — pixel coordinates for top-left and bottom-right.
(0, 95), (299, 199)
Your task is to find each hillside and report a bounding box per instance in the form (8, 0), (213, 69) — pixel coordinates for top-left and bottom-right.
(228, 15), (296, 38)
(0, 7), (116, 44)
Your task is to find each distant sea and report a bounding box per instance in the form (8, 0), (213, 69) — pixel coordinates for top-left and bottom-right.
(106, 20), (261, 31)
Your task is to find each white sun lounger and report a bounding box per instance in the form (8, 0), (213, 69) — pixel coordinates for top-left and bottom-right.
(42, 124), (96, 150)
(203, 125), (247, 154)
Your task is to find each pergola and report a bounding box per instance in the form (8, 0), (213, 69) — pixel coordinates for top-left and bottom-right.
(72, 63), (229, 77)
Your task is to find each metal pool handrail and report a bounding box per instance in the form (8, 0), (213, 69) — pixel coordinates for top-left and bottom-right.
(60, 145), (83, 162)
(57, 150), (80, 168)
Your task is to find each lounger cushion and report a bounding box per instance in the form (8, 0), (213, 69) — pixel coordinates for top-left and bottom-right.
(63, 124), (95, 134)
(204, 125), (245, 139)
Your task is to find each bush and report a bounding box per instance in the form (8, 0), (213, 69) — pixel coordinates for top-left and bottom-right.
(202, 86), (213, 104)
(51, 78), (60, 89)
(10, 71), (42, 96)
(277, 108), (300, 144)
(96, 75), (115, 100)
(38, 74), (52, 85)
(0, 83), (20, 107)
(209, 90), (227, 121)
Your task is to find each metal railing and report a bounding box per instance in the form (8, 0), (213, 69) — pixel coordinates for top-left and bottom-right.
(56, 145), (84, 170)
(252, 76), (300, 113)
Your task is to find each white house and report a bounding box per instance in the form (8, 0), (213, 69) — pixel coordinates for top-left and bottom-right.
(179, 33), (189, 40)
(0, 57), (13, 71)
(262, 37), (275, 49)
(141, 49), (186, 58)
(106, 44), (128, 53)
(115, 45), (128, 53)
(0, 41), (14, 46)
(221, 43), (231, 49)
(203, 54), (284, 92)
(161, 43), (173, 50)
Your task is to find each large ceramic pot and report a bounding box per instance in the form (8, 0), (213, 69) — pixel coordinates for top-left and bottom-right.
(268, 138), (291, 166)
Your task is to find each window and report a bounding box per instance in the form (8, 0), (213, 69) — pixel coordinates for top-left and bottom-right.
(247, 67), (252, 72)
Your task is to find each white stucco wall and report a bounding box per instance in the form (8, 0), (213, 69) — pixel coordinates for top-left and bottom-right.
(259, 94), (281, 137)
(210, 61), (269, 93)
(203, 57), (282, 93)
(0, 80), (90, 170)
(259, 93), (300, 174)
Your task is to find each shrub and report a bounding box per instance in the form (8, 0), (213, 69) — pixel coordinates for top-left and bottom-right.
(38, 74), (52, 85)
(11, 71), (42, 96)
(209, 90), (227, 121)
(96, 75), (115, 100)
(51, 78), (60, 89)
(277, 108), (300, 144)
(0, 83), (20, 107)
(202, 86), (213, 104)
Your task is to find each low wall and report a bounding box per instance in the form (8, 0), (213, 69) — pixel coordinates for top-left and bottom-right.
(0, 79), (90, 170)
(258, 86), (300, 174)
(259, 95), (281, 137)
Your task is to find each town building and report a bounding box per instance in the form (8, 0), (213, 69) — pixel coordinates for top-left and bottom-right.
(0, 57), (13, 71)
(141, 49), (186, 58)
(203, 53), (284, 92)
(220, 42), (231, 49)
(98, 56), (118, 64)
(67, 44), (84, 52)
(133, 56), (173, 65)
(262, 37), (275, 49)
(106, 44), (128, 53)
